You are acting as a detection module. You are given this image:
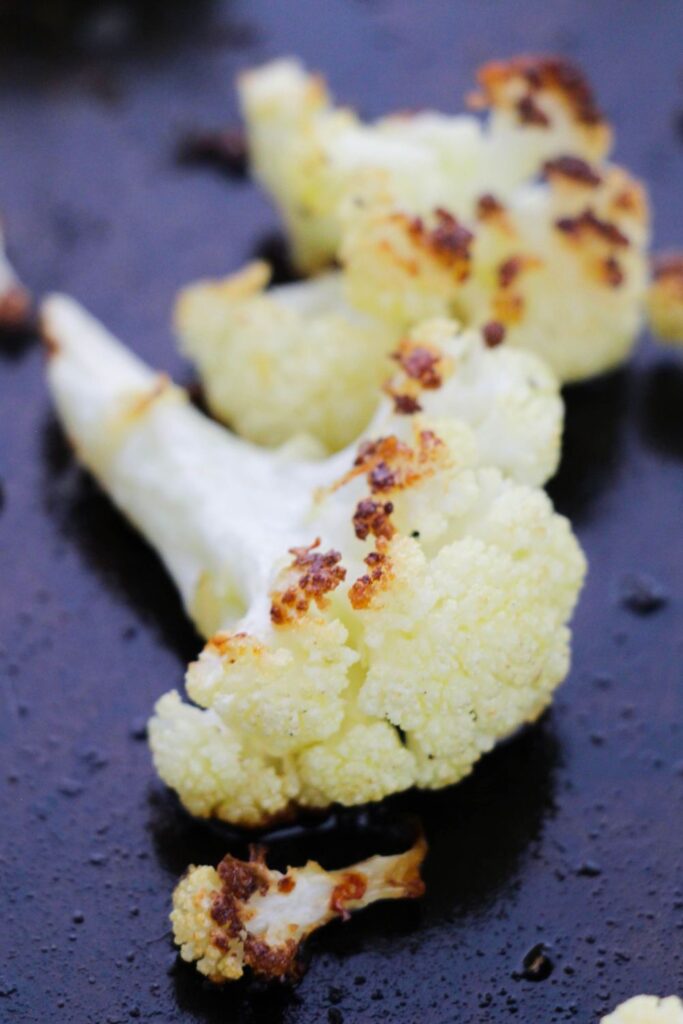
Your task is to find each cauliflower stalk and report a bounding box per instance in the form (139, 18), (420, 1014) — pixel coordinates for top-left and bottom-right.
(43, 294), (585, 827)
(602, 997), (683, 1024)
(172, 835), (426, 982)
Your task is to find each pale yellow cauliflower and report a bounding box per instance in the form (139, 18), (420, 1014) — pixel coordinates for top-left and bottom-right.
(177, 271), (563, 475)
(176, 260), (398, 453)
(43, 294), (585, 827)
(172, 836), (426, 982)
(240, 55), (612, 274)
(236, 55), (649, 386)
(602, 996), (683, 1024)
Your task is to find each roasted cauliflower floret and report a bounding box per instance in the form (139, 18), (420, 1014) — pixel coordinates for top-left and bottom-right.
(43, 294), (585, 827)
(177, 272), (562, 478)
(172, 837), (426, 982)
(0, 219), (30, 329)
(239, 55), (611, 273)
(236, 55), (648, 384)
(176, 260), (398, 453)
(647, 253), (683, 345)
(342, 159), (649, 382)
(602, 996), (683, 1024)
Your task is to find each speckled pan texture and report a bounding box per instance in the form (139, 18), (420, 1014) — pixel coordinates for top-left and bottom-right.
(0, 2), (682, 1022)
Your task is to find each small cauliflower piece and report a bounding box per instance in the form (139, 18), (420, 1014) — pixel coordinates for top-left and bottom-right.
(172, 836), (426, 982)
(602, 996), (683, 1024)
(43, 294), (585, 826)
(0, 220), (30, 329)
(175, 261), (398, 453)
(647, 253), (683, 345)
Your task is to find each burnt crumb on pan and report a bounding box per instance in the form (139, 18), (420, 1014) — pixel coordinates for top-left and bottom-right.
(618, 573), (668, 614)
(176, 127), (249, 178)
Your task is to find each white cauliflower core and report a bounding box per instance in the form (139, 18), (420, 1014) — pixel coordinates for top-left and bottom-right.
(0, 220), (30, 329)
(177, 266), (563, 475)
(172, 836), (426, 982)
(238, 55), (649, 384)
(43, 294), (585, 827)
(602, 997), (683, 1024)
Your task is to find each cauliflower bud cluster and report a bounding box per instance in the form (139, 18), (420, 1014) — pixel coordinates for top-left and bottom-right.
(43, 295), (584, 828)
(232, 53), (650, 395)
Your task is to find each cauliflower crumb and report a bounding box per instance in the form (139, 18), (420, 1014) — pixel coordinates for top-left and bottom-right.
(172, 837), (426, 982)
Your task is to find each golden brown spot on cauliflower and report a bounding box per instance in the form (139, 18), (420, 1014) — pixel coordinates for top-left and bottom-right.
(471, 55), (605, 128)
(353, 498), (395, 541)
(392, 341), (443, 388)
(555, 209), (629, 247)
(349, 550), (394, 610)
(602, 255), (624, 288)
(402, 208), (474, 278)
(385, 338), (449, 414)
(270, 540), (346, 625)
(476, 192), (505, 220)
(543, 155), (602, 186)
(482, 320), (507, 347)
(329, 872), (367, 920)
(517, 94), (550, 127)
(329, 430), (446, 498)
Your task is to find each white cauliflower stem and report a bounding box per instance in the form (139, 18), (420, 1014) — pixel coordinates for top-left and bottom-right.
(172, 836), (426, 982)
(602, 997), (683, 1024)
(43, 294), (585, 826)
(237, 55), (649, 386)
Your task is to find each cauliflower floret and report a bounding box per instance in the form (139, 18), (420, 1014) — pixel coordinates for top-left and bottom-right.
(43, 294), (585, 826)
(647, 253), (683, 345)
(237, 56), (648, 384)
(177, 270), (562, 480)
(342, 159), (649, 383)
(172, 837), (426, 982)
(175, 260), (398, 453)
(239, 55), (611, 273)
(0, 219), (30, 329)
(602, 996), (683, 1024)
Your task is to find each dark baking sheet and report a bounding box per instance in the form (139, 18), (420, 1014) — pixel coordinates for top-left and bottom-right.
(1, 3), (682, 1022)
